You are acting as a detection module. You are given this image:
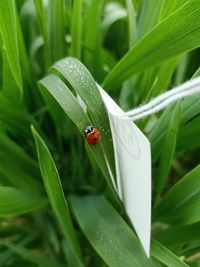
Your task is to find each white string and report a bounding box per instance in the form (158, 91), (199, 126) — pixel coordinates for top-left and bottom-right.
(124, 77), (200, 117)
(127, 86), (200, 121)
(118, 77), (200, 121)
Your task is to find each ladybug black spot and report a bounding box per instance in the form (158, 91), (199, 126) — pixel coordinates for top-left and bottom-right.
(94, 138), (97, 141)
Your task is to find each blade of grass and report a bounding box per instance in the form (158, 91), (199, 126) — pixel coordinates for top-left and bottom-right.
(155, 102), (181, 197)
(149, 93), (200, 162)
(151, 240), (189, 266)
(158, 0), (189, 21)
(39, 86), (71, 136)
(0, 157), (40, 192)
(156, 223), (200, 250)
(31, 126), (84, 267)
(0, 239), (66, 267)
(69, 195), (153, 267)
(137, 0), (162, 39)
(0, 236), (34, 267)
(0, 186), (47, 217)
(39, 73), (113, 188)
(0, 0), (23, 101)
(0, 132), (42, 193)
(2, 50), (19, 103)
(16, 11), (34, 87)
(40, 74), (89, 131)
(0, 132), (39, 178)
(83, 0), (103, 80)
(52, 57), (115, 179)
(34, 0), (52, 68)
(48, 0), (66, 61)
(174, 54), (189, 85)
(16, 11), (42, 110)
(71, 0), (82, 59)
(177, 115), (200, 152)
(103, 0), (200, 90)
(126, 0), (137, 47)
(192, 67), (200, 78)
(0, 93), (43, 140)
(132, 0), (144, 11)
(154, 164), (200, 224)
(148, 58), (178, 98)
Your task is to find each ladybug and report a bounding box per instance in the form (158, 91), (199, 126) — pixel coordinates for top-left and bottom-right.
(84, 126), (101, 145)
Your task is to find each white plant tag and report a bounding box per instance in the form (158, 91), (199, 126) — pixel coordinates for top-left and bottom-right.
(98, 85), (151, 257)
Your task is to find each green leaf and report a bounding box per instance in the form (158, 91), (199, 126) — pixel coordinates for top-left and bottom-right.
(0, 239), (66, 267)
(52, 57), (115, 178)
(39, 82), (71, 136)
(71, 0), (82, 59)
(177, 115), (200, 152)
(126, 0), (137, 47)
(132, 0), (144, 11)
(48, 0), (66, 61)
(39, 73), (112, 188)
(16, 11), (33, 87)
(31, 126), (83, 267)
(103, 0), (200, 89)
(156, 223), (200, 251)
(151, 240), (189, 267)
(39, 73), (89, 131)
(0, 0), (23, 100)
(0, 93), (38, 139)
(174, 54), (189, 85)
(34, 0), (52, 68)
(16, 10), (39, 108)
(158, 0), (188, 21)
(40, 57), (117, 193)
(154, 164), (200, 224)
(147, 58), (178, 98)
(156, 102), (181, 196)
(149, 93), (200, 161)
(0, 236), (34, 267)
(192, 67), (200, 78)
(69, 195), (152, 267)
(83, 0), (103, 80)
(0, 132), (39, 178)
(137, 0), (162, 39)
(0, 132), (42, 193)
(2, 50), (19, 103)
(0, 187), (47, 217)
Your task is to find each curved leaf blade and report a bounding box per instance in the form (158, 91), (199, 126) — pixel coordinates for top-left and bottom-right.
(39, 73), (113, 188)
(151, 240), (189, 267)
(0, 187), (47, 217)
(0, 0), (23, 97)
(71, 0), (82, 59)
(154, 164), (200, 224)
(70, 195), (152, 267)
(155, 102), (181, 196)
(31, 126), (83, 266)
(52, 57), (115, 177)
(156, 223), (200, 250)
(103, 0), (200, 89)
(0, 239), (66, 267)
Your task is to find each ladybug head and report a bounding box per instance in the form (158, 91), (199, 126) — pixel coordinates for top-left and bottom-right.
(84, 126), (94, 135)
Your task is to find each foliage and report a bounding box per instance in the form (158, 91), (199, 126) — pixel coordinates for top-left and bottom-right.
(0, 0), (200, 266)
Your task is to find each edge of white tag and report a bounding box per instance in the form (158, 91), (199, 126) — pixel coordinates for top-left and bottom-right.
(98, 85), (151, 257)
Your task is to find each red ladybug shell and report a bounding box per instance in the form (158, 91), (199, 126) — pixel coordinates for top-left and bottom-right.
(84, 126), (101, 145)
